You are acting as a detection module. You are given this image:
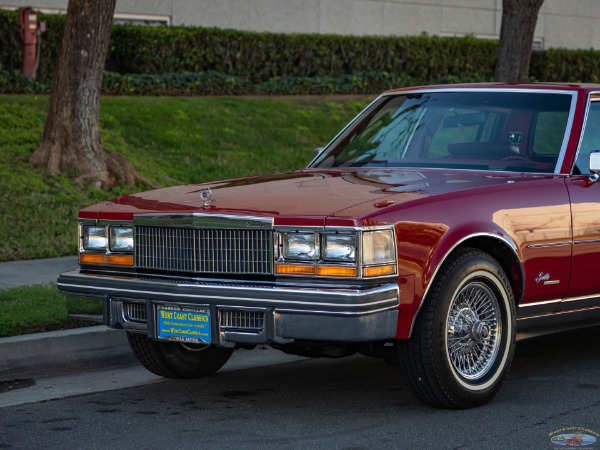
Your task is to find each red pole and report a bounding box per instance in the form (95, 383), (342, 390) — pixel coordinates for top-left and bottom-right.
(19, 7), (38, 79)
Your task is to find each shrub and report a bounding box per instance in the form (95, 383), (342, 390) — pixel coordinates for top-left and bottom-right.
(2, 9), (600, 94)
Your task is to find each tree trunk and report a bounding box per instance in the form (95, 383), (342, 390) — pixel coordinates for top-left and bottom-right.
(30, 0), (137, 190)
(495, 0), (545, 83)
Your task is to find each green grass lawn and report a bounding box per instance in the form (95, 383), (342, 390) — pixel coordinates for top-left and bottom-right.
(0, 284), (92, 337)
(0, 94), (370, 336)
(0, 95), (370, 262)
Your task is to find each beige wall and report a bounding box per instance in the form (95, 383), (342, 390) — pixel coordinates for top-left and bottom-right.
(3, 0), (600, 50)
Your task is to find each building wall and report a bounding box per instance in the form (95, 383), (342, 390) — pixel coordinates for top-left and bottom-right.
(3, 0), (600, 50)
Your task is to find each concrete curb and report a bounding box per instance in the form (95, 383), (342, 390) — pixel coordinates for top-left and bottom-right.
(0, 326), (134, 378)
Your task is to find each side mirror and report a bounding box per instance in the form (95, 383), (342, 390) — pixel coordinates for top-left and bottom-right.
(590, 152), (600, 181)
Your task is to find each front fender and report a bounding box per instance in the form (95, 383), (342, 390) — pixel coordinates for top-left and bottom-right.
(395, 223), (523, 339)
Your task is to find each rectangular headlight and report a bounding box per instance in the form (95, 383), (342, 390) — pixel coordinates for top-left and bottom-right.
(110, 227), (134, 252)
(282, 233), (318, 260)
(82, 226), (107, 251)
(322, 234), (356, 262)
(362, 230), (395, 265)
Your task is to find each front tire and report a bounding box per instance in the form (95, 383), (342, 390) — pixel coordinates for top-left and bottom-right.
(127, 332), (234, 378)
(399, 248), (516, 408)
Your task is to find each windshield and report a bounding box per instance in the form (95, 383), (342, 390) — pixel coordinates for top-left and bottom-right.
(311, 91), (573, 173)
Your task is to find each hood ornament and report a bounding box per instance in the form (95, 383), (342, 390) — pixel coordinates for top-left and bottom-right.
(200, 188), (214, 206)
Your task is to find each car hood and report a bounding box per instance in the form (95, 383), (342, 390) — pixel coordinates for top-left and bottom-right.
(84, 168), (549, 226)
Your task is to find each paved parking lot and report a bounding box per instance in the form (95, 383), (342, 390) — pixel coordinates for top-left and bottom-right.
(1, 326), (599, 449)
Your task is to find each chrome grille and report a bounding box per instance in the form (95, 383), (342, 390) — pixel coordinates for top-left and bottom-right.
(124, 302), (147, 323)
(135, 226), (273, 275)
(219, 309), (264, 331)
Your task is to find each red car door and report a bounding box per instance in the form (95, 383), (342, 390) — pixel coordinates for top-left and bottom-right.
(566, 96), (600, 301)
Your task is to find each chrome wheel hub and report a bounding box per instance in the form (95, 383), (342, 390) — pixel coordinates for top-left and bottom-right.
(446, 281), (501, 381)
(472, 320), (491, 341)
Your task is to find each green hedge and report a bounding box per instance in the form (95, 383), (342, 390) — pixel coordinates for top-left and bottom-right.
(530, 49), (600, 83)
(106, 26), (499, 82)
(0, 69), (488, 96)
(2, 8), (600, 93)
(0, 69), (48, 93)
(0, 9), (498, 84)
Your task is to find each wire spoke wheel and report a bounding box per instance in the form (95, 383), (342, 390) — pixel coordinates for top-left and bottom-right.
(398, 248), (516, 409)
(446, 281), (501, 382)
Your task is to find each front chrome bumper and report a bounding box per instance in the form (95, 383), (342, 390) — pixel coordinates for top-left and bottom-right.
(58, 270), (400, 345)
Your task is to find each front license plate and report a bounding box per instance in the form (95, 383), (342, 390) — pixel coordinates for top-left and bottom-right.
(156, 305), (211, 344)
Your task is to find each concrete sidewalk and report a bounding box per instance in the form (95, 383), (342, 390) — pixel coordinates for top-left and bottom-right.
(0, 256), (135, 378)
(0, 256), (78, 290)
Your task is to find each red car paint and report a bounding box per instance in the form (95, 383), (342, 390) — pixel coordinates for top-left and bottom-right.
(77, 83), (600, 340)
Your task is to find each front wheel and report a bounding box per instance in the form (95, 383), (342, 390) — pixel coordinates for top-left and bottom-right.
(399, 248), (516, 408)
(127, 332), (234, 378)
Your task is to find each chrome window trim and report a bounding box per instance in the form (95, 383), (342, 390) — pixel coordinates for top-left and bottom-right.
(306, 95), (382, 168)
(554, 91), (578, 174)
(571, 92), (600, 176)
(381, 87), (578, 96)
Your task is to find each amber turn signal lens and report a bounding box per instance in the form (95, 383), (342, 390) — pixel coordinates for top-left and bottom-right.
(363, 264), (396, 277)
(107, 254), (134, 267)
(79, 253), (107, 265)
(275, 263), (316, 275)
(316, 265), (358, 278)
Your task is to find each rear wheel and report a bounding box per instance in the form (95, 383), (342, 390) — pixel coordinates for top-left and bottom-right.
(399, 248), (516, 409)
(127, 332), (233, 378)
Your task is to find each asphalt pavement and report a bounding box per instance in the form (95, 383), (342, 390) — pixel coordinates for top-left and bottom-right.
(0, 256), (135, 378)
(0, 255), (78, 290)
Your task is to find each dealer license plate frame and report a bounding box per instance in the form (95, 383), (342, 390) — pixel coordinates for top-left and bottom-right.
(156, 304), (211, 344)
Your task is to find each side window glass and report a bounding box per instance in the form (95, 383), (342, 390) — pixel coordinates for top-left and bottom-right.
(532, 111), (569, 157)
(575, 102), (600, 174)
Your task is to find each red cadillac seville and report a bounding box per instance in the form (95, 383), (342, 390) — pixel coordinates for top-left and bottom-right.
(59, 83), (600, 408)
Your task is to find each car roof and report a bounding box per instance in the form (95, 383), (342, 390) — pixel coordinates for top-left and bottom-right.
(383, 82), (600, 95)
